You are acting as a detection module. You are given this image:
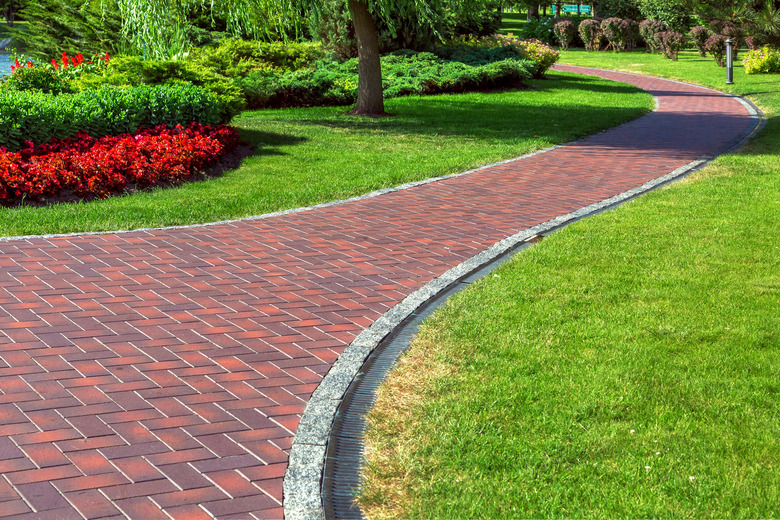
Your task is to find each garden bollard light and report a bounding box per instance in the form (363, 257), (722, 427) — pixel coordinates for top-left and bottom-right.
(725, 38), (734, 85)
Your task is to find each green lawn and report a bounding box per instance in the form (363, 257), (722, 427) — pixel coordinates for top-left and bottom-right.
(358, 50), (779, 518)
(498, 11), (526, 36)
(0, 71), (651, 237)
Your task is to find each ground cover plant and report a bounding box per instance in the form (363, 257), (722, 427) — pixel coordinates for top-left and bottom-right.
(0, 123), (239, 204)
(358, 48), (779, 518)
(0, 71), (652, 236)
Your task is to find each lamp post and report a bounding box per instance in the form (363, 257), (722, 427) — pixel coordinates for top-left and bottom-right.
(725, 38), (734, 85)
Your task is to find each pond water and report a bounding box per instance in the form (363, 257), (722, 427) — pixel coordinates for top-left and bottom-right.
(0, 53), (12, 75)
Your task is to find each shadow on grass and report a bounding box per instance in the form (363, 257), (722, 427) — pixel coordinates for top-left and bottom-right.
(236, 129), (308, 156)
(253, 75), (650, 142)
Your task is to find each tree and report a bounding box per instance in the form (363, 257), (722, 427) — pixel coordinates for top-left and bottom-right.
(347, 0), (385, 115)
(682, 0), (780, 44)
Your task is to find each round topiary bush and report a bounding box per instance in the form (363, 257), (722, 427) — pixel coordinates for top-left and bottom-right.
(553, 18), (576, 50)
(689, 25), (709, 57)
(601, 17), (630, 51)
(579, 19), (603, 51)
(705, 34), (728, 67)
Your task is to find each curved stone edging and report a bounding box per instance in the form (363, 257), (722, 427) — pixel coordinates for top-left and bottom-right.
(283, 67), (764, 520)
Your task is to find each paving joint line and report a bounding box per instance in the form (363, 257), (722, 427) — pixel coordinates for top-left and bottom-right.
(282, 68), (765, 520)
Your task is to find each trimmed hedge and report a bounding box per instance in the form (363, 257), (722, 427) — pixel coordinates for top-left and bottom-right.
(0, 83), (224, 151)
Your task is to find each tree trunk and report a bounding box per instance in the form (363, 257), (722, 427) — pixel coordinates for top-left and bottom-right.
(527, 3), (539, 20)
(347, 0), (386, 117)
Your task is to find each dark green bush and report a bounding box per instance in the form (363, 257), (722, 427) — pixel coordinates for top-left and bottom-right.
(233, 51), (534, 109)
(0, 84), (224, 151)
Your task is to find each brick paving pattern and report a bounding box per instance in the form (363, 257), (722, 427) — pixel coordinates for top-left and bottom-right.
(0, 66), (754, 519)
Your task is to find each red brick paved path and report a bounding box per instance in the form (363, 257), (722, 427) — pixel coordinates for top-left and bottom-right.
(0, 67), (754, 519)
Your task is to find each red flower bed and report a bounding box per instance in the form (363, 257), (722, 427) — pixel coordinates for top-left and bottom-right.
(0, 123), (240, 205)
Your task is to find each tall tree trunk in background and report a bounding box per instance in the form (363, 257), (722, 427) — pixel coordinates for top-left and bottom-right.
(347, 0), (386, 116)
(527, 3), (539, 20)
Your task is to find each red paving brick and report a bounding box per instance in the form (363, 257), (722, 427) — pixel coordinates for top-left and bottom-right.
(0, 67), (754, 518)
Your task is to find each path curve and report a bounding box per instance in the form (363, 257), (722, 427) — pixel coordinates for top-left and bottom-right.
(0, 67), (759, 520)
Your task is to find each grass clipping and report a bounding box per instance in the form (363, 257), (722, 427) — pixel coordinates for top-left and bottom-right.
(358, 326), (456, 519)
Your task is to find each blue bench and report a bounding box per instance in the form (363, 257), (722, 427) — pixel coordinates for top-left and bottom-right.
(552, 4), (592, 15)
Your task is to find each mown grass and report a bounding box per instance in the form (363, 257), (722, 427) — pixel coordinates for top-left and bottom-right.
(358, 50), (779, 518)
(498, 11), (527, 36)
(0, 71), (651, 237)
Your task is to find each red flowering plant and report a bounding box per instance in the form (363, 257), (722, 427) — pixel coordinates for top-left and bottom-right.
(0, 123), (240, 205)
(51, 51), (111, 79)
(4, 51), (111, 93)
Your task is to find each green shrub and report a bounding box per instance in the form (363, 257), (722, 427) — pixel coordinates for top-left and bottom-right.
(656, 31), (687, 60)
(639, 19), (667, 53)
(234, 51), (534, 109)
(188, 38), (325, 76)
(69, 55), (245, 121)
(601, 17), (630, 51)
(515, 39), (560, 77)
(520, 16), (557, 45)
(742, 46), (780, 73)
(636, 0), (690, 33)
(579, 19), (603, 51)
(437, 35), (559, 78)
(705, 34), (728, 67)
(553, 18), (577, 50)
(625, 19), (641, 50)
(0, 84), (224, 151)
(689, 25), (709, 56)
(2, 65), (70, 94)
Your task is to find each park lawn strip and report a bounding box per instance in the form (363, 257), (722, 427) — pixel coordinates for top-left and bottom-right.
(0, 71), (651, 237)
(358, 51), (779, 518)
(497, 11), (526, 36)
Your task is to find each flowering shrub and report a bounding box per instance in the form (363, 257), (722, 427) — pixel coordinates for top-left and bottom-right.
(656, 31), (687, 60)
(0, 84), (225, 151)
(0, 123), (239, 204)
(689, 26), (710, 57)
(553, 18), (576, 50)
(742, 46), (780, 74)
(579, 19), (603, 51)
(601, 17), (630, 52)
(515, 39), (560, 77)
(705, 35), (728, 67)
(639, 19), (667, 53)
